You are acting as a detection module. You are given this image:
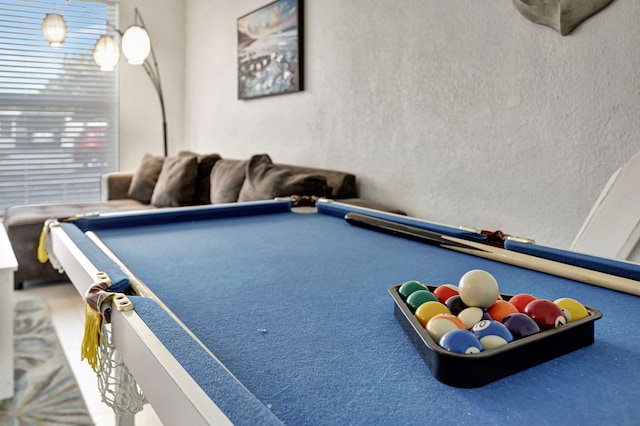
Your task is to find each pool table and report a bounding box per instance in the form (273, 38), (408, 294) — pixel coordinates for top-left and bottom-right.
(46, 200), (640, 425)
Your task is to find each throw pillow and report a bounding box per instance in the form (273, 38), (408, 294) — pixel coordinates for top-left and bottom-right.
(210, 158), (248, 204)
(178, 151), (222, 204)
(128, 153), (165, 204)
(238, 154), (328, 202)
(151, 155), (199, 207)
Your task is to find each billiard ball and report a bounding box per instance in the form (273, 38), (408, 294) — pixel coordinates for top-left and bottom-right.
(502, 313), (541, 339)
(445, 295), (468, 315)
(406, 289), (439, 311)
(458, 269), (499, 308)
(471, 319), (514, 350)
(439, 329), (483, 354)
(433, 284), (459, 303)
(398, 280), (428, 300)
(508, 293), (537, 313)
(426, 314), (466, 341)
(553, 297), (589, 322)
(487, 300), (519, 322)
(414, 301), (451, 327)
(457, 307), (484, 329)
(523, 299), (567, 330)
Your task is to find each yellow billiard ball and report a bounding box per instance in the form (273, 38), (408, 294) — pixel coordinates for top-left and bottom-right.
(414, 301), (450, 327)
(554, 297), (589, 322)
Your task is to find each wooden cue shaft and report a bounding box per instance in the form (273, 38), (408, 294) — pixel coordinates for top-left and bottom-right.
(345, 212), (640, 297)
(442, 237), (640, 296)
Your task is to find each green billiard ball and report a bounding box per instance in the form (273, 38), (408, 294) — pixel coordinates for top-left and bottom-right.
(398, 280), (428, 300)
(406, 289), (439, 312)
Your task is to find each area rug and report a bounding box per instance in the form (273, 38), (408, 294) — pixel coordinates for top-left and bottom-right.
(0, 298), (93, 425)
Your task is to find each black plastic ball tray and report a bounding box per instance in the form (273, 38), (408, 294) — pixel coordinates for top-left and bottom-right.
(389, 284), (602, 388)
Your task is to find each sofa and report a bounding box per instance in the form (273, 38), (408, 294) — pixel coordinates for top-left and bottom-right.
(4, 152), (404, 289)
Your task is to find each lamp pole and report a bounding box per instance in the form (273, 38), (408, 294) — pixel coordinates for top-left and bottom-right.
(131, 8), (168, 157)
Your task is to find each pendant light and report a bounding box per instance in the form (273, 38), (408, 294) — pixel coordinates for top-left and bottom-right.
(42, 13), (67, 47)
(93, 35), (120, 71)
(121, 25), (151, 65)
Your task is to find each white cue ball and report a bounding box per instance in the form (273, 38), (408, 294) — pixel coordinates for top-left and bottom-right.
(458, 269), (499, 308)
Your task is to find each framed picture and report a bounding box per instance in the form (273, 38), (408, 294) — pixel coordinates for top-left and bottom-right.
(238, 0), (303, 100)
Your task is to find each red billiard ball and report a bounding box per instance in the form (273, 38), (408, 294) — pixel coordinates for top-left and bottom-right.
(523, 299), (567, 330)
(433, 284), (459, 303)
(502, 313), (541, 339)
(508, 293), (537, 313)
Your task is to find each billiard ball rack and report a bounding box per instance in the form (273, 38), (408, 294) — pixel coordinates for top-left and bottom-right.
(389, 284), (602, 388)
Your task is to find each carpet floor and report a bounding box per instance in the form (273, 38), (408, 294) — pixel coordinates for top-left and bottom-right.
(0, 298), (93, 425)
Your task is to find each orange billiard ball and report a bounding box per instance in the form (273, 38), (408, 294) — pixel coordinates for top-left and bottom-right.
(487, 300), (519, 322)
(426, 314), (466, 341)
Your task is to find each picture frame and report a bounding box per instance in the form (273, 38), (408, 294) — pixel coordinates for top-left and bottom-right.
(237, 0), (303, 100)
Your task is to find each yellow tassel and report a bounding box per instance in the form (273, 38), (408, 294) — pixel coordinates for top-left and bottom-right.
(81, 304), (104, 374)
(37, 224), (50, 264)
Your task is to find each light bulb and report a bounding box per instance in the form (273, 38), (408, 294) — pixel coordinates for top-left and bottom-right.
(121, 25), (151, 65)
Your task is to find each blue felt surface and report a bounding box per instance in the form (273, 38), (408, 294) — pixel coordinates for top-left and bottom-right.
(129, 297), (284, 425)
(71, 203), (640, 425)
(59, 222), (130, 292)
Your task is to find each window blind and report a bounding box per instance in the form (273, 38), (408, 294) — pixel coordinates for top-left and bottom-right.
(0, 0), (118, 215)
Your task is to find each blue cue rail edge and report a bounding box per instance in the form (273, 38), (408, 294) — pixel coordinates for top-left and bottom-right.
(344, 212), (640, 296)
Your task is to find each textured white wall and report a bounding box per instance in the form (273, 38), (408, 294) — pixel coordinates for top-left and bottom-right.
(119, 0), (186, 171)
(183, 0), (640, 249)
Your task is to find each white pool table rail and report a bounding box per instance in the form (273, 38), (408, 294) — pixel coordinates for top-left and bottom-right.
(48, 223), (233, 426)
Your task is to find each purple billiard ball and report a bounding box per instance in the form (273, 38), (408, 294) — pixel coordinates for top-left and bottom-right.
(502, 313), (541, 339)
(523, 299), (567, 330)
(439, 329), (483, 354)
(471, 319), (514, 350)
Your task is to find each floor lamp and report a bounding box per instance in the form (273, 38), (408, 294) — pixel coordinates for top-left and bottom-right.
(43, 8), (168, 156)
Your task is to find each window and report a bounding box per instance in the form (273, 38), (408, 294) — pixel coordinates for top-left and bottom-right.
(0, 0), (118, 215)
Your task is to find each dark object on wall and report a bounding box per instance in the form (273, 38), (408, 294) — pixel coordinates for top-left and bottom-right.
(238, 0), (303, 100)
(512, 0), (615, 36)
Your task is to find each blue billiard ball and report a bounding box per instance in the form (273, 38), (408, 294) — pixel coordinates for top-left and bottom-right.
(502, 313), (541, 339)
(471, 319), (514, 350)
(439, 329), (483, 354)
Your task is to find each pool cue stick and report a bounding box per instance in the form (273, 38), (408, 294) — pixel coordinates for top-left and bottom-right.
(344, 212), (640, 297)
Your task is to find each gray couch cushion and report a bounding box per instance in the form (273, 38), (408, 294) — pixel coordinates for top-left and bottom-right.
(151, 155), (199, 207)
(280, 164), (357, 199)
(210, 158), (248, 204)
(128, 153), (165, 204)
(178, 151), (222, 204)
(238, 154), (328, 202)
